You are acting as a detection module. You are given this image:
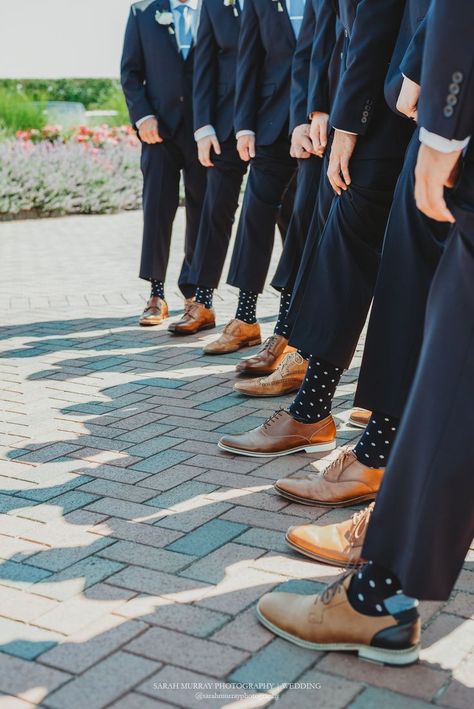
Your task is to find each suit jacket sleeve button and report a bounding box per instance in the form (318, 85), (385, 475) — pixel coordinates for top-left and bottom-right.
(446, 94), (458, 106)
(443, 105), (454, 118)
(452, 71), (463, 83)
(449, 83), (460, 95)
(179, 96), (184, 102)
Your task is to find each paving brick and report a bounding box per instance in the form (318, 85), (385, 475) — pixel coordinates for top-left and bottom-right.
(197, 567), (286, 615)
(348, 687), (434, 709)
(107, 566), (211, 602)
(167, 519), (247, 557)
(89, 517), (184, 547)
(211, 605), (274, 653)
(136, 464), (203, 491)
(234, 528), (290, 553)
(0, 618), (63, 660)
(27, 536), (114, 572)
(31, 556), (124, 601)
(0, 560), (52, 590)
(125, 435), (185, 458)
(0, 654), (70, 704)
(77, 478), (155, 503)
(443, 592), (474, 619)
(180, 542), (265, 584)
(154, 501), (233, 533)
(277, 669), (363, 708)
(85, 497), (167, 523)
(230, 637), (318, 686)
(131, 449), (193, 473)
(126, 626), (249, 678)
(437, 652), (474, 709)
(14, 490), (98, 522)
(144, 480), (218, 510)
(420, 614), (474, 670)
(0, 585), (58, 622)
(45, 651), (160, 709)
(98, 540), (195, 573)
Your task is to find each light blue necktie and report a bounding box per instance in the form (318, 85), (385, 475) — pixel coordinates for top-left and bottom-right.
(288, 0), (305, 38)
(176, 5), (193, 59)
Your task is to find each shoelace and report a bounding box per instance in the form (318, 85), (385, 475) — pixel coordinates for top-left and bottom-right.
(320, 566), (355, 606)
(323, 447), (354, 479)
(346, 503), (374, 562)
(260, 335), (279, 354)
(278, 351), (303, 375)
(263, 409), (285, 429)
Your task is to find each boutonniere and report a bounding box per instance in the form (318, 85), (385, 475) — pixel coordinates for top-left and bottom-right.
(155, 10), (175, 34)
(224, 0), (239, 17)
(272, 0), (284, 12)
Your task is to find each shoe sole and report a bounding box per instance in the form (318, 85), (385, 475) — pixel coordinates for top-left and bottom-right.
(274, 484), (377, 507)
(204, 338), (262, 356)
(233, 385), (301, 398)
(255, 606), (420, 666)
(285, 534), (364, 567)
(348, 418), (368, 429)
(236, 368), (279, 376)
(168, 323), (216, 336)
(217, 439), (336, 458)
(139, 320), (165, 327)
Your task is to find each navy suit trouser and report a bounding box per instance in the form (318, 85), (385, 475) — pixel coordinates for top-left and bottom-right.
(226, 138), (298, 293)
(188, 139), (247, 289)
(139, 120), (207, 298)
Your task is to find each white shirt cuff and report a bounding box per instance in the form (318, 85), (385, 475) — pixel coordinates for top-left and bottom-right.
(194, 125), (216, 142)
(236, 130), (255, 139)
(419, 127), (470, 153)
(333, 127), (358, 136)
(136, 115), (155, 128)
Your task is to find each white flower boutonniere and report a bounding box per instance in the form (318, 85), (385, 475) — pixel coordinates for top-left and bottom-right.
(224, 0), (239, 16)
(155, 10), (175, 34)
(277, 2), (284, 11)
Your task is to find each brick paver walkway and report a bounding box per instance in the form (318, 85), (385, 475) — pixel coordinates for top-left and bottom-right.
(0, 211), (473, 709)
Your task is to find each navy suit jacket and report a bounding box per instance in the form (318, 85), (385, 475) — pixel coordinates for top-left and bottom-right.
(121, 0), (195, 139)
(290, 0), (338, 133)
(330, 0), (407, 136)
(193, 0), (241, 142)
(234, 0), (298, 145)
(385, 0), (430, 115)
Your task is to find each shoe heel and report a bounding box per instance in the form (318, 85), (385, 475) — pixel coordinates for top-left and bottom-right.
(247, 338), (262, 347)
(358, 644), (420, 667)
(304, 440), (337, 454)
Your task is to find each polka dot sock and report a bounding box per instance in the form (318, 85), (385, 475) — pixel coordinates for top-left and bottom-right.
(195, 287), (214, 309)
(150, 279), (165, 300)
(274, 289), (292, 337)
(289, 356), (342, 423)
(347, 561), (402, 616)
(235, 290), (258, 324)
(353, 412), (399, 468)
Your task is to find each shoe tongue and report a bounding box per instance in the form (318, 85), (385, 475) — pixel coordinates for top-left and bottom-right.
(324, 449), (355, 481)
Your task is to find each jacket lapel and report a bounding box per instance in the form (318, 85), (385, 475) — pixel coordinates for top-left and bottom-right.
(273, 0), (297, 46)
(154, 0), (181, 56)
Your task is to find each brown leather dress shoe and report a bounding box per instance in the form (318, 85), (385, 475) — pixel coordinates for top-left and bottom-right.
(233, 351), (307, 397)
(168, 302), (216, 335)
(274, 447), (384, 506)
(256, 574), (420, 666)
(218, 410), (336, 458)
(203, 319), (261, 355)
(348, 408), (372, 429)
(235, 334), (294, 375)
(286, 503), (374, 566)
(139, 297), (169, 326)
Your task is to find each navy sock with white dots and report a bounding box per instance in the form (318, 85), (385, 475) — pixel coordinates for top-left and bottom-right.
(195, 287), (214, 309)
(274, 289), (292, 337)
(289, 356), (342, 422)
(235, 290), (258, 324)
(347, 562), (402, 616)
(353, 412), (399, 468)
(150, 279), (165, 300)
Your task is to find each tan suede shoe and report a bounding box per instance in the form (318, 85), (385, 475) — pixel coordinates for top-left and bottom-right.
(256, 575), (420, 666)
(274, 447), (383, 506)
(218, 410), (336, 457)
(349, 408), (372, 429)
(139, 297), (169, 326)
(286, 503), (374, 566)
(235, 334), (294, 375)
(168, 302), (216, 335)
(234, 351), (307, 397)
(203, 319), (261, 355)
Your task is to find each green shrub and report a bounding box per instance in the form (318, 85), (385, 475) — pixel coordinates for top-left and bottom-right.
(0, 89), (46, 135)
(0, 79), (124, 110)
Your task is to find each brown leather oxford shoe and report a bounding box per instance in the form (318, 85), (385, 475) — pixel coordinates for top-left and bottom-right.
(235, 334), (294, 375)
(274, 447), (384, 506)
(218, 409), (336, 457)
(256, 575), (420, 666)
(203, 319), (261, 355)
(233, 351), (307, 397)
(348, 408), (372, 429)
(139, 297), (169, 326)
(168, 302), (216, 336)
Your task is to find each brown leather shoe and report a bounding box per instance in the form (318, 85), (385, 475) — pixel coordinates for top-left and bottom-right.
(139, 297), (169, 326)
(203, 319), (261, 355)
(235, 334), (294, 375)
(274, 447), (384, 506)
(168, 302), (216, 335)
(349, 408), (372, 429)
(233, 351), (307, 397)
(286, 503), (374, 567)
(256, 574), (420, 666)
(218, 409), (336, 458)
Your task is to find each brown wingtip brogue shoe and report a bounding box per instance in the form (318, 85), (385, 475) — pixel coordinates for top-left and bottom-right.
(233, 351), (308, 397)
(203, 319), (261, 355)
(349, 408), (372, 429)
(286, 503), (374, 567)
(235, 334), (295, 375)
(218, 409), (336, 458)
(168, 302), (216, 336)
(274, 447), (384, 506)
(256, 575), (420, 666)
(139, 297), (169, 326)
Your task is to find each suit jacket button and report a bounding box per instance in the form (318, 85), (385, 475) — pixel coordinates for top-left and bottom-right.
(361, 116), (368, 124)
(449, 83), (460, 95)
(452, 71), (463, 83)
(179, 96), (184, 102)
(443, 105), (454, 118)
(446, 94), (458, 106)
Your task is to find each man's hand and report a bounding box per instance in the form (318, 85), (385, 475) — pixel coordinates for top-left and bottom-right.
(197, 135), (221, 167)
(327, 130), (358, 195)
(310, 112), (329, 156)
(290, 124), (314, 159)
(396, 76), (421, 121)
(414, 143), (461, 222)
(237, 134), (256, 162)
(138, 117), (163, 144)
